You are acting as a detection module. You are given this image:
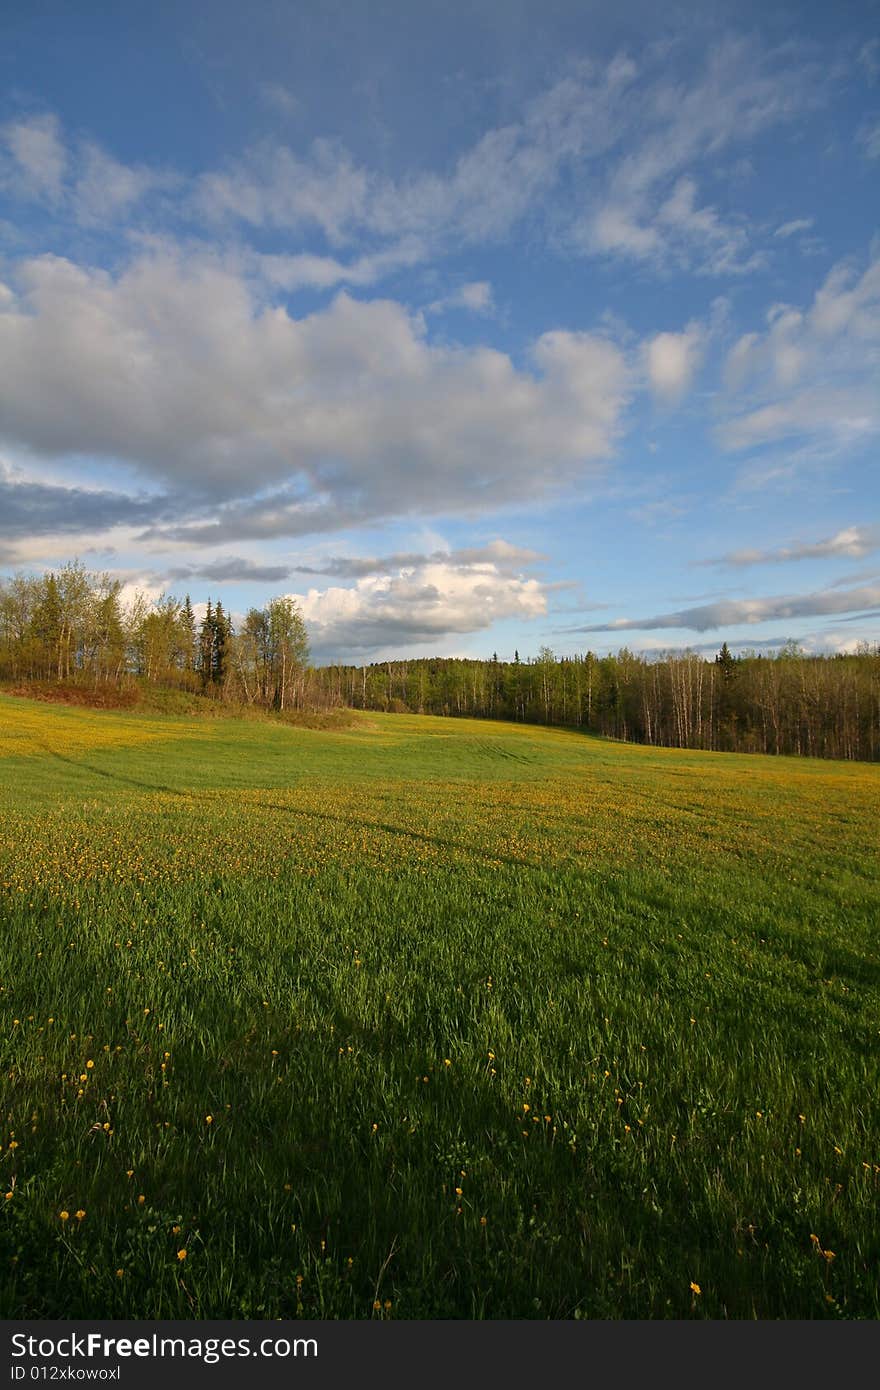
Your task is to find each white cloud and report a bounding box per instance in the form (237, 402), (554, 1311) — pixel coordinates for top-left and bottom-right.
(254, 238), (426, 291)
(0, 250), (630, 537)
(576, 580), (880, 634)
(1, 113), (66, 200)
(774, 217), (814, 238)
(73, 143), (171, 224)
(178, 38), (820, 278)
(699, 526), (880, 568)
(293, 557), (548, 658)
(645, 321), (704, 402)
(0, 40), (825, 289)
(294, 539), (545, 578)
(426, 281), (493, 315)
(719, 249), (880, 452)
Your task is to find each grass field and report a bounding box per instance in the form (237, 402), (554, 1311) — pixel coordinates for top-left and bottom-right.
(1, 692), (878, 1319)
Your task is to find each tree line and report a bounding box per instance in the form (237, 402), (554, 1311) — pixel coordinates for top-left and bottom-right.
(312, 641), (880, 761)
(1, 562), (879, 760)
(0, 561), (309, 711)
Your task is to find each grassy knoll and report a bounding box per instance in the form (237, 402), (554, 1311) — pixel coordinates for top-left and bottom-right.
(0, 693), (878, 1319)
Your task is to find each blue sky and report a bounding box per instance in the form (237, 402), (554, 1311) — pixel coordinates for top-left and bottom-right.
(1, 0), (878, 662)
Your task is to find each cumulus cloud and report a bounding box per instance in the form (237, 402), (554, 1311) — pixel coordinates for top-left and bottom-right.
(575, 582), (880, 633)
(645, 321), (704, 402)
(293, 557), (548, 659)
(698, 526), (880, 568)
(0, 251), (629, 533)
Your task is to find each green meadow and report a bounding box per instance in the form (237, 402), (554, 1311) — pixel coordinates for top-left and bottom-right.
(0, 692), (878, 1319)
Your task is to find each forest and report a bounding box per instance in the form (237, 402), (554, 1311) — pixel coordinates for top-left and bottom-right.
(2, 561), (879, 761)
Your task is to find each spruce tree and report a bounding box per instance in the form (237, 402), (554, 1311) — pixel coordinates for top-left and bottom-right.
(199, 600), (214, 688)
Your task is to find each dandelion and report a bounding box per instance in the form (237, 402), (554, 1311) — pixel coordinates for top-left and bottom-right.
(75, 1209), (86, 1221)
(177, 1249), (187, 1261)
(4, 1191), (12, 1201)
(137, 1194), (145, 1206)
(690, 1282), (701, 1295)
(85, 1060), (94, 1070)
(443, 1058), (451, 1067)
(205, 1115), (213, 1125)
(59, 1210), (69, 1222)
(373, 1300), (382, 1312)
(116, 1269), (124, 1279)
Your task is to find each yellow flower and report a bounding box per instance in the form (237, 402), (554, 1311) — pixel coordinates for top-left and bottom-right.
(75, 1209), (86, 1221)
(85, 1060), (94, 1070)
(373, 1300), (382, 1311)
(172, 1225), (181, 1235)
(137, 1194), (145, 1205)
(690, 1281), (701, 1295)
(177, 1249), (187, 1261)
(59, 1210), (70, 1222)
(4, 1191), (13, 1201)
(116, 1269), (124, 1279)
(205, 1115), (213, 1125)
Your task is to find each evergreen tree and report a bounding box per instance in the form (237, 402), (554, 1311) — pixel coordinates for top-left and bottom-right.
(181, 595), (197, 671)
(213, 600), (231, 687)
(715, 642), (737, 683)
(199, 600), (215, 688)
